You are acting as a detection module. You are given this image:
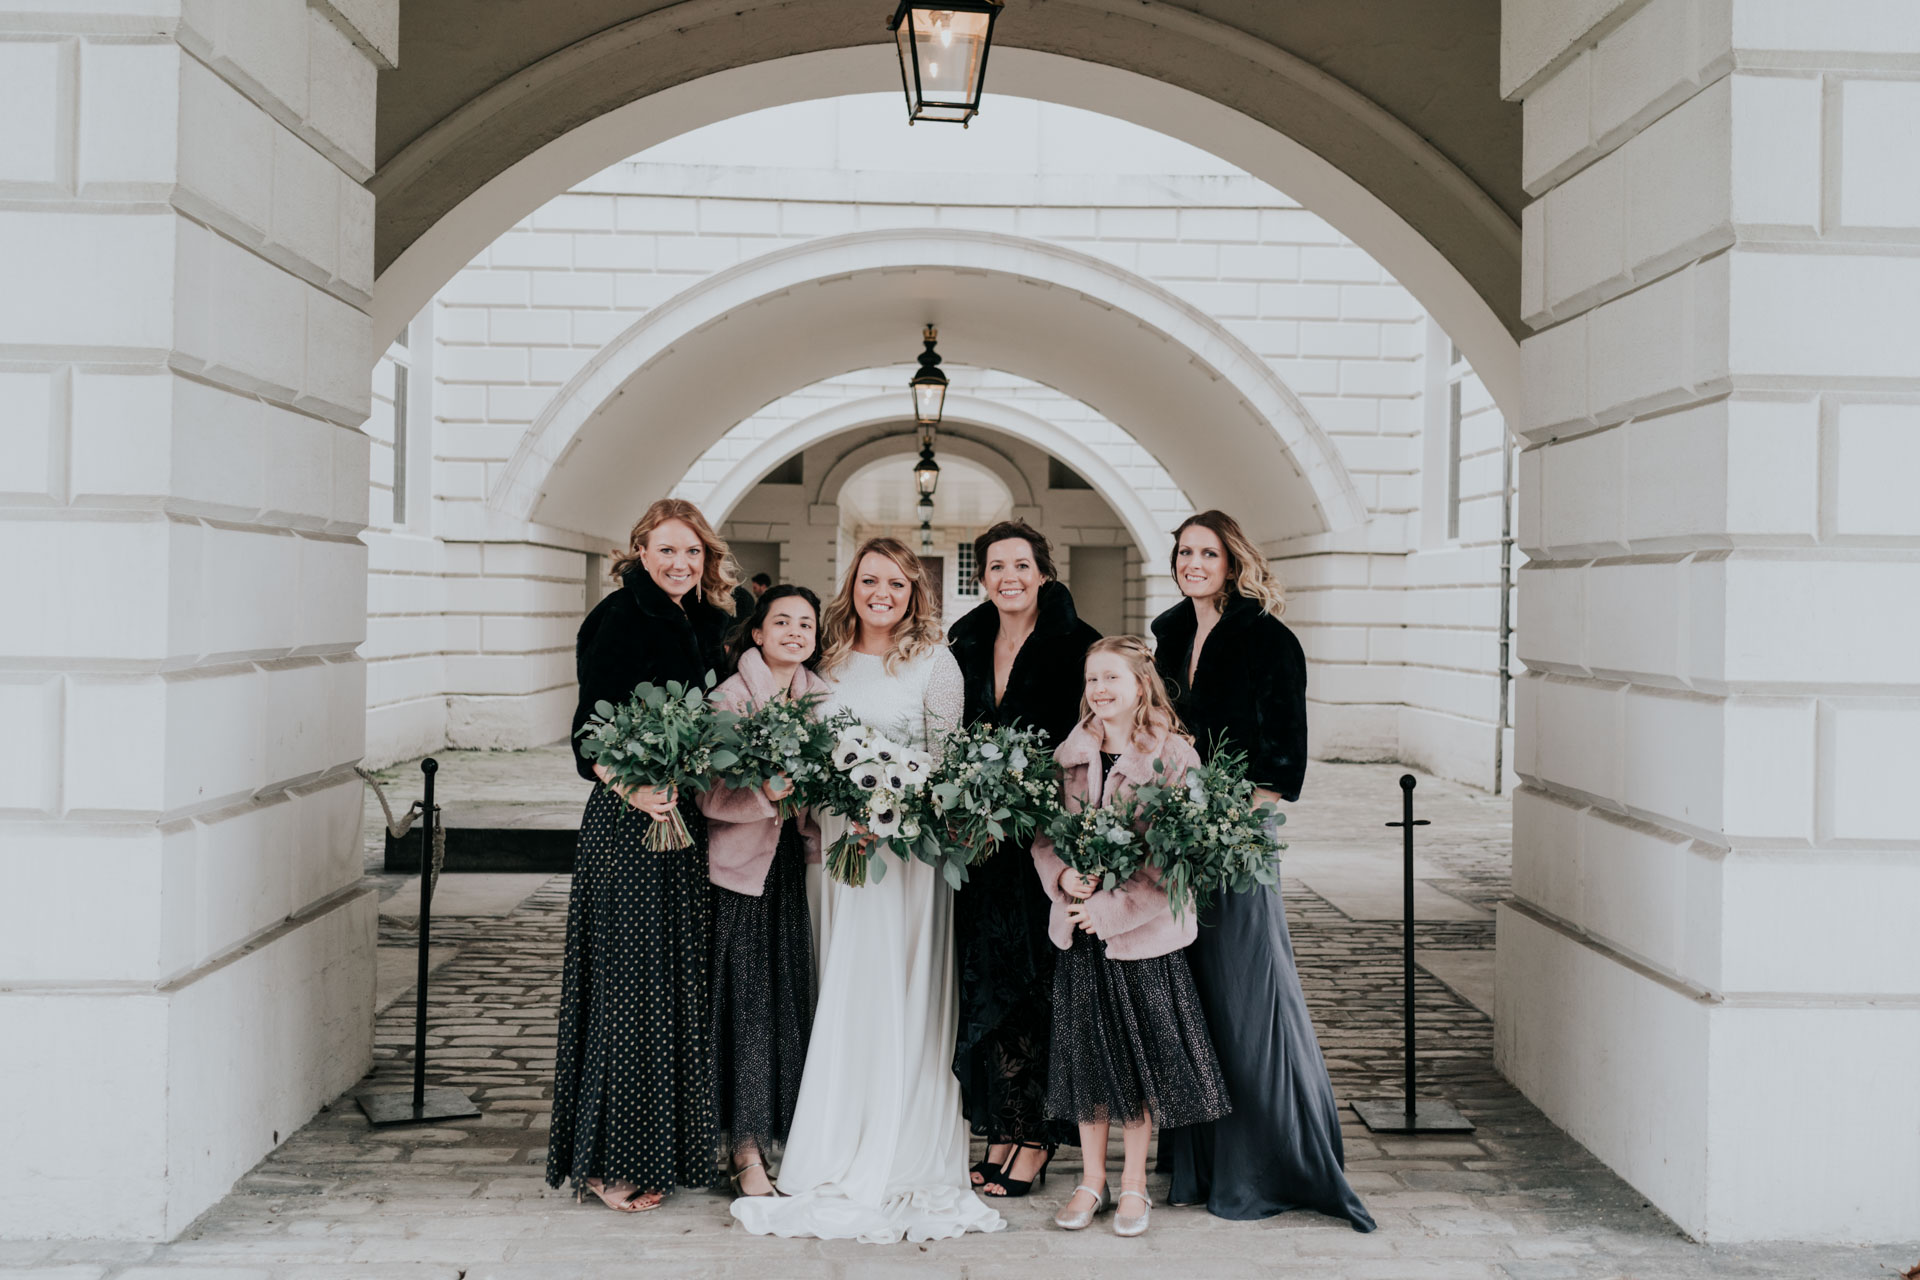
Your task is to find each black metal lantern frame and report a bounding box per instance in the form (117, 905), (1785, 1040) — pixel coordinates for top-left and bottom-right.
(887, 1), (1006, 126)
(910, 324), (948, 426)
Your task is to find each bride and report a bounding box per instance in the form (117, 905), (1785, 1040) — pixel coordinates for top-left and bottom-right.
(730, 537), (1005, 1244)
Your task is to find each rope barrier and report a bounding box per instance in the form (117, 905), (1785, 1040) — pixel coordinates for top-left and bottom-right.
(356, 766), (446, 892)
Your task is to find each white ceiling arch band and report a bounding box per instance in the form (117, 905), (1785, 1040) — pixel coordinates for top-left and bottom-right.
(493, 227), (1365, 549)
(693, 393), (1178, 574)
(371, 44), (1519, 424)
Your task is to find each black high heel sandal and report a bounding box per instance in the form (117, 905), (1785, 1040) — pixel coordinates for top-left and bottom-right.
(981, 1140), (1056, 1198)
(971, 1142), (1013, 1187)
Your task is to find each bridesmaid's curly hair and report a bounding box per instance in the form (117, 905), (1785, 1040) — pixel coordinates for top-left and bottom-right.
(1170, 509), (1286, 618)
(609, 498), (741, 613)
(817, 536), (943, 676)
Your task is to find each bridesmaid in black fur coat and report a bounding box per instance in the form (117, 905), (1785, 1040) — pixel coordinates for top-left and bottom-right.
(946, 520), (1100, 1196)
(1151, 509), (1375, 1232)
(547, 499), (736, 1214)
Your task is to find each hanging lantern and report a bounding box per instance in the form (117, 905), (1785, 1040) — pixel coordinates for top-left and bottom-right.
(913, 429), (941, 500)
(909, 324), (948, 426)
(887, 1), (1005, 127)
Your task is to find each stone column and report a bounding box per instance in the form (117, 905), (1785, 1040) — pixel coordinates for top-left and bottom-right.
(0, 1), (394, 1240)
(1498, 0), (1920, 1242)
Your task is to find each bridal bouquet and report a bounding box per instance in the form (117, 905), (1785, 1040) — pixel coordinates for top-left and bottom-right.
(574, 672), (742, 851)
(804, 717), (939, 887)
(927, 722), (1061, 890)
(1042, 791), (1148, 897)
(1137, 748), (1284, 920)
(720, 690), (832, 820)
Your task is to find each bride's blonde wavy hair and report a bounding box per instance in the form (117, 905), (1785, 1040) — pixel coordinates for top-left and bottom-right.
(1170, 509), (1286, 617)
(817, 536), (944, 676)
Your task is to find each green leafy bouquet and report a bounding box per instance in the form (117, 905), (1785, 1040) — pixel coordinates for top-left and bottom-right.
(1136, 748), (1284, 920)
(574, 672), (742, 851)
(1042, 791), (1149, 898)
(927, 722), (1062, 890)
(722, 690), (833, 821)
(800, 717), (939, 887)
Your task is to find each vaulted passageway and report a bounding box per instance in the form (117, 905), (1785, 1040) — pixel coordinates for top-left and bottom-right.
(3, 0), (1915, 1251)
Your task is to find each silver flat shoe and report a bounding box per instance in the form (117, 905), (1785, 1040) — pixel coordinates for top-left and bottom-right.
(1113, 1187), (1152, 1237)
(1053, 1182), (1111, 1230)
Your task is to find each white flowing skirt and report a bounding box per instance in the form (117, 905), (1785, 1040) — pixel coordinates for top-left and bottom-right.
(730, 816), (1004, 1244)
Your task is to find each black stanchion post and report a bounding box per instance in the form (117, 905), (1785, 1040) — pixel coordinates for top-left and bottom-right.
(412, 757), (436, 1114)
(360, 757), (479, 1127)
(1353, 773), (1474, 1134)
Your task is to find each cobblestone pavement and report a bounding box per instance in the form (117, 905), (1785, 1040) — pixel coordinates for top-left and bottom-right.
(6, 751), (1913, 1279)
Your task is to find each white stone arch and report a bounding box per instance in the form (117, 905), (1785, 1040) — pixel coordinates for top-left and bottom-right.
(372, 43), (1519, 417)
(492, 227), (1366, 550)
(693, 392), (1178, 578)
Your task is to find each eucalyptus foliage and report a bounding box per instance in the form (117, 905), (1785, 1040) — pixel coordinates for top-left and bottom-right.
(575, 671), (741, 851)
(928, 722), (1062, 891)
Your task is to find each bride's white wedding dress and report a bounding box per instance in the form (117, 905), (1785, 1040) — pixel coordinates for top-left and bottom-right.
(730, 646), (1005, 1244)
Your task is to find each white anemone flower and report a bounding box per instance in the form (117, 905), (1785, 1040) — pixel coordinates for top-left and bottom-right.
(851, 763), (884, 791)
(870, 802), (901, 838)
(884, 767), (907, 793)
(900, 752), (931, 784)
(835, 733), (876, 768)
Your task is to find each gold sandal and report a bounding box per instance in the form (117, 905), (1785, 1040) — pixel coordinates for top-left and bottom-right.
(729, 1158), (779, 1198)
(578, 1179), (662, 1213)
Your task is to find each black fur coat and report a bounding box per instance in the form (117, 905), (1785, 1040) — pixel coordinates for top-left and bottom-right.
(569, 566), (733, 781)
(946, 579), (1102, 746)
(1151, 592), (1308, 801)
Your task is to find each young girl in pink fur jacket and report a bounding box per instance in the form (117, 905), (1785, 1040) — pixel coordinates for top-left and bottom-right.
(697, 584), (828, 1200)
(1031, 636), (1231, 1239)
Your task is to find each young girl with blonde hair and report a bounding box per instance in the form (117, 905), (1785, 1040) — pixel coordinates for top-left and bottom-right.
(1032, 636), (1230, 1239)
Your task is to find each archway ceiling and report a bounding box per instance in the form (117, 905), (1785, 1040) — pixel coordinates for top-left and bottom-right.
(374, 0), (1519, 331)
(534, 264), (1325, 547)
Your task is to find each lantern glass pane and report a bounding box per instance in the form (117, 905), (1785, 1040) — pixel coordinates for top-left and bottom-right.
(914, 381), (946, 424)
(909, 7), (991, 105)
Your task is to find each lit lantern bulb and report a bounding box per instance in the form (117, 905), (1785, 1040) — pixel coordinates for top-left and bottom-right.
(929, 61), (938, 77)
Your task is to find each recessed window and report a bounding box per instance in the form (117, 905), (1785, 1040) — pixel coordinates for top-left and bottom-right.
(392, 363), (409, 525)
(955, 541), (979, 596)
(763, 455), (804, 485)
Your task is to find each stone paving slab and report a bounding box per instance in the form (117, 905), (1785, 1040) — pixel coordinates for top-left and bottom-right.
(7, 752), (1914, 1279)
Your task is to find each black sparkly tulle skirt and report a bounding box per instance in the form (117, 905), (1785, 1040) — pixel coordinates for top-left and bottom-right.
(1045, 930), (1230, 1131)
(710, 819), (815, 1154)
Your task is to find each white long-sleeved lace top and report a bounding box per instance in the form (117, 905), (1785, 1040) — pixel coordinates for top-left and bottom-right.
(820, 646), (965, 755)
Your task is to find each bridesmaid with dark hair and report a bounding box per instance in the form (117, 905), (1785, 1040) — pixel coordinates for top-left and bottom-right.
(547, 498), (737, 1213)
(1150, 509), (1375, 1232)
(699, 584), (829, 1200)
(945, 520), (1100, 1197)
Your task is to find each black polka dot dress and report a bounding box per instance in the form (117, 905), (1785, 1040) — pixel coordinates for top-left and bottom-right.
(547, 564), (733, 1198)
(548, 789), (716, 1195)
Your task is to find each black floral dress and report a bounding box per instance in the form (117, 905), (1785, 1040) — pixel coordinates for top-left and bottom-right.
(946, 581), (1100, 1147)
(547, 567), (732, 1196)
